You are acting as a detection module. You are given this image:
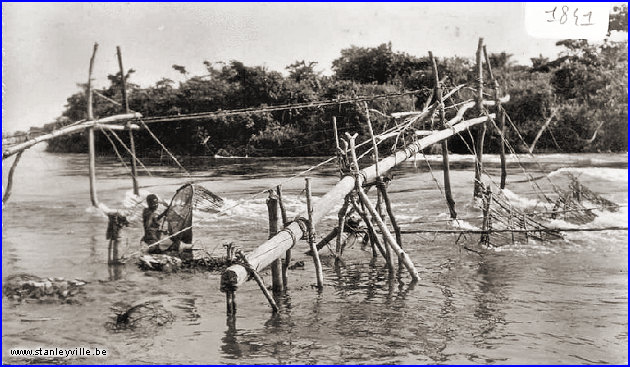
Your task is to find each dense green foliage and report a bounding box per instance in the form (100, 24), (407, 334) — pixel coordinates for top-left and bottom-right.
(44, 6), (627, 157)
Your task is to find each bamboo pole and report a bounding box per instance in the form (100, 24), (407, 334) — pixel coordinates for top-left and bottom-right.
(2, 151), (23, 204)
(116, 46), (139, 195)
(482, 45), (507, 189)
(429, 51), (457, 219)
(306, 178), (324, 289)
(473, 38), (486, 198)
(87, 43), (99, 207)
(267, 190), (283, 292)
(2, 114), (142, 160)
(276, 185), (290, 286)
(220, 113), (497, 289)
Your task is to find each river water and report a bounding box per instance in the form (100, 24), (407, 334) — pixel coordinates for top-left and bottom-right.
(2, 146), (627, 364)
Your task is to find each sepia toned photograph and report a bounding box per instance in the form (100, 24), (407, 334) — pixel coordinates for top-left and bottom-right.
(2, 2), (627, 364)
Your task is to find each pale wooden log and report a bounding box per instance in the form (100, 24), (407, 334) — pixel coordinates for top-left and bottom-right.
(220, 113), (495, 288)
(2, 151), (23, 204)
(378, 97), (510, 141)
(267, 190), (283, 292)
(117, 45), (139, 195)
(306, 178), (324, 289)
(94, 123), (140, 131)
(414, 130), (438, 136)
(2, 113), (142, 159)
(430, 51), (457, 219)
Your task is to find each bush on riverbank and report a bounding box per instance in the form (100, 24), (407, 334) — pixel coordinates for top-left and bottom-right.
(45, 6), (627, 157)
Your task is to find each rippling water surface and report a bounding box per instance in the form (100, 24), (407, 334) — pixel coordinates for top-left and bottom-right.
(2, 146), (627, 364)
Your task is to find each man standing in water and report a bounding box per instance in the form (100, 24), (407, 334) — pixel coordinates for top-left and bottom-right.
(142, 194), (168, 251)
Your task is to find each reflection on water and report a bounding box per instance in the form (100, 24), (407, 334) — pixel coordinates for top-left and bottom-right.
(2, 150), (627, 364)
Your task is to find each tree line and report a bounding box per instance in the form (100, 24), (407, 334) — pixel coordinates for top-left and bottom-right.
(42, 5), (627, 157)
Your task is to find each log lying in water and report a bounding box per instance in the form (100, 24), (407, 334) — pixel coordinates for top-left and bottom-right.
(220, 113), (497, 290)
(2, 113), (142, 159)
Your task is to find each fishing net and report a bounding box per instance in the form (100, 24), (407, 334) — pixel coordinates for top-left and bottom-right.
(484, 189), (563, 247)
(544, 173), (619, 225)
(163, 183), (224, 244)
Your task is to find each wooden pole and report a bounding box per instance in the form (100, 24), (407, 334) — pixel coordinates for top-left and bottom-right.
(335, 196), (350, 258)
(305, 227), (348, 255)
(499, 107), (507, 189)
(220, 113), (497, 289)
(348, 135), (395, 271)
(87, 43), (98, 122)
(2, 151), (23, 204)
(116, 46), (139, 195)
(87, 43), (99, 207)
(306, 178), (324, 289)
(376, 180), (403, 248)
(250, 267), (279, 313)
(356, 187), (422, 280)
(480, 186), (493, 246)
(349, 195), (386, 258)
(364, 102), (385, 219)
(429, 51), (457, 219)
(522, 214), (529, 244)
(482, 45), (507, 189)
(267, 190), (283, 292)
(276, 185), (290, 287)
(332, 116), (341, 152)
(473, 38), (486, 198)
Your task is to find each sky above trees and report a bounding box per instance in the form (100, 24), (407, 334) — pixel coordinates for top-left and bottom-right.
(2, 2), (625, 134)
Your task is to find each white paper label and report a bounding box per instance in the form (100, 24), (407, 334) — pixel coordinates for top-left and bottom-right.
(525, 2), (611, 40)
